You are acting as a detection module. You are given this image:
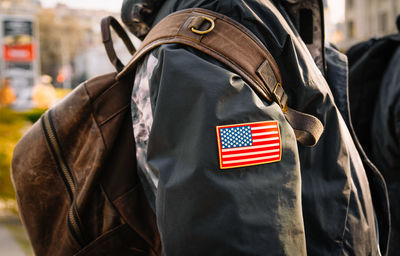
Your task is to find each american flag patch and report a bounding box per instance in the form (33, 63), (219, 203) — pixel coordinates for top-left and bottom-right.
(216, 121), (281, 169)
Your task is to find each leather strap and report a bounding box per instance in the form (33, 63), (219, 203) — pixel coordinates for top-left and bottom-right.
(101, 16), (136, 72)
(117, 8), (324, 146)
(285, 108), (324, 146)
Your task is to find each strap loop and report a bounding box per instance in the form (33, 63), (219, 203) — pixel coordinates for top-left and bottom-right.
(256, 59), (288, 112)
(272, 82), (287, 112)
(285, 108), (324, 146)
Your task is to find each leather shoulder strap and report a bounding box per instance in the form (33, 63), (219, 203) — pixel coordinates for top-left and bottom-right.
(117, 8), (323, 146)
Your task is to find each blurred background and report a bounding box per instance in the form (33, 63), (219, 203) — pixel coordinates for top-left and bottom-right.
(0, 0), (399, 255)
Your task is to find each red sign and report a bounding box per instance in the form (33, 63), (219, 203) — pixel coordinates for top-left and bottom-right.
(3, 44), (35, 62)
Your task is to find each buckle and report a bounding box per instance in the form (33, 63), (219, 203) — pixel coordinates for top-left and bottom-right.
(190, 16), (215, 35)
(272, 82), (287, 113)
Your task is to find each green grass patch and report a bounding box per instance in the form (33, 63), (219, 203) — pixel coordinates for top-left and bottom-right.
(0, 108), (43, 201)
(19, 108), (46, 123)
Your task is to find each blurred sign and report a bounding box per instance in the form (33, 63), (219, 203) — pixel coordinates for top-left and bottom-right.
(4, 44), (35, 61)
(3, 19), (35, 62)
(0, 15), (38, 109)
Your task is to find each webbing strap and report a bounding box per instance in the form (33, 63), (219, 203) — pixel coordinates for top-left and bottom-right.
(285, 108), (324, 146)
(117, 8), (324, 146)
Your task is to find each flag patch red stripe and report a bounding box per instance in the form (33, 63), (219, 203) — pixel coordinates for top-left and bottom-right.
(222, 150), (280, 161)
(221, 154), (281, 168)
(216, 121), (281, 169)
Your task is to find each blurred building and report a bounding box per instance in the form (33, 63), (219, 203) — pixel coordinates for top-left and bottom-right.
(339, 0), (400, 49)
(0, 0), (137, 108)
(0, 0), (40, 14)
(41, 4), (119, 88)
(65, 5), (137, 84)
(0, 0), (40, 109)
(324, 0), (347, 45)
(39, 4), (136, 89)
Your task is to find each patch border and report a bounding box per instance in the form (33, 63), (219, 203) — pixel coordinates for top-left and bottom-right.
(216, 120), (282, 170)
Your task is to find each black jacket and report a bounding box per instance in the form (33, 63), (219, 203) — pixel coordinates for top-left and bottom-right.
(124, 0), (389, 255)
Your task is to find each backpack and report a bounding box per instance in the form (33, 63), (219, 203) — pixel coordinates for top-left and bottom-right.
(347, 33), (400, 157)
(347, 32), (400, 256)
(12, 17), (161, 255)
(11, 10), (323, 255)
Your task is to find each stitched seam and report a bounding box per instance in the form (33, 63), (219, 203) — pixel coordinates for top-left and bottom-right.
(73, 224), (130, 255)
(92, 80), (120, 105)
(339, 182), (352, 243)
(98, 104), (130, 126)
(112, 184), (160, 254)
(83, 82), (108, 152)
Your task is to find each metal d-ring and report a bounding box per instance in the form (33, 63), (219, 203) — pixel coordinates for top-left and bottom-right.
(191, 16), (215, 35)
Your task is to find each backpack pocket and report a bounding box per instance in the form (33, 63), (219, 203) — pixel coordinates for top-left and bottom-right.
(74, 224), (155, 256)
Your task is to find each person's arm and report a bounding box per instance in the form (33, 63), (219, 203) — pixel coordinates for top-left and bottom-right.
(132, 45), (307, 255)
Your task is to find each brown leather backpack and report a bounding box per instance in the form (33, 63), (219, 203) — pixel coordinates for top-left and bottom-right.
(12, 17), (161, 256)
(12, 10), (323, 255)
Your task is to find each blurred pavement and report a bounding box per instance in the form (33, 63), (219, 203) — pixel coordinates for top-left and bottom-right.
(0, 224), (25, 256)
(0, 215), (32, 256)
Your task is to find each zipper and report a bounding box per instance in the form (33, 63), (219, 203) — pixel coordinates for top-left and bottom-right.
(68, 206), (85, 247)
(41, 110), (85, 247)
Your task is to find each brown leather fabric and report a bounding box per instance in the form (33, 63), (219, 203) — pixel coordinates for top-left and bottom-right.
(74, 224), (157, 256)
(12, 121), (81, 256)
(12, 73), (161, 255)
(285, 107), (324, 146)
(117, 8), (323, 146)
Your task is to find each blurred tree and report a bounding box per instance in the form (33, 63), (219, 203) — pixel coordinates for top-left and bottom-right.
(38, 8), (85, 83)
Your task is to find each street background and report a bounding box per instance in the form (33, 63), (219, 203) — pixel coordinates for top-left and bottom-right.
(0, 0), (399, 255)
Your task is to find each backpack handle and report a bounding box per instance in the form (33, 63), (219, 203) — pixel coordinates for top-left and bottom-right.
(101, 16), (136, 72)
